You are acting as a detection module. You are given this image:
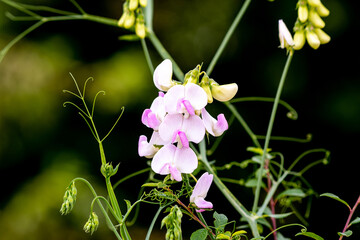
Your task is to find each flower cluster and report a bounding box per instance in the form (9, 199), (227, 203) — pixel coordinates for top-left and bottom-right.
(138, 59), (237, 182)
(118, 0), (147, 38)
(293, 0), (330, 50)
(60, 181), (77, 215)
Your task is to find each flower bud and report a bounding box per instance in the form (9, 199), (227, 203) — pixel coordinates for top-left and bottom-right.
(309, 8), (325, 28)
(306, 29), (320, 49)
(60, 182), (77, 215)
(128, 0), (139, 11)
(293, 30), (306, 50)
(278, 19), (294, 50)
(307, 0), (321, 7)
(314, 28), (330, 44)
(139, 0), (147, 7)
(316, 1), (330, 17)
(184, 65), (201, 84)
(117, 13), (126, 27)
(298, 4), (308, 23)
(83, 212), (99, 235)
(101, 162), (119, 178)
(199, 74), (213, 103)
(124, 11), (136, 29)
(210, 80), (238, 102)
(135, 13), (146, 39)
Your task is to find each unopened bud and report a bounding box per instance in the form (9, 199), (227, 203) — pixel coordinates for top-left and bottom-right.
(60, 182), (77, 215)
(200, 75), (213, 103)
(314, 28), (330, 44)
(210, 80), (238, 102)
(184, 65), (201, 84)
(117, 13), (126, 27)
(128, 0), (139, 11)
(101, 162), (119, 178)
(307, 0), (321, 7)
(83, 212), (99, 235)
(309, 8), (325, 28)
(306, 29), (320, 49)
(316, 2), (330, 17)
(278, 19), (294, 50)
(298, 4), (308, 23)
(139, 0), (147, 7)
(293, 30), (306, 50)
(124, 11), (136, 29)
(135, 13), (146, 39)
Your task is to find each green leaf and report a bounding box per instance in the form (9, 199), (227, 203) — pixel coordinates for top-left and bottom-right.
(349, 217), (360, 226)
(320, 193), (350, 209)
(124, 199), (132, 211)
(276, 189), (306, 200)
(295, 231), (324, 240)
(216, 232), (231, 239)
(338, 230), (353, 237)
(214, 212), (228, 232)
(232, 230), (247, 237)
(118, 34), (140, 41)
(190, 229), (208, 240)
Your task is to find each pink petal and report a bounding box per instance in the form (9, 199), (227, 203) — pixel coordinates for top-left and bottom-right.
(181, 99), (195, 116)
(153, 59), (173, 91)
(184, 83), (208, 111)
(194, 197), (213, 209)
(190, 172), (213, 202)
(201, 108), (228, 137)
(138, 135), (156, 158)
(214, 114), (228, 136)
(164, 85), (185, 114)
(159, 113), (183, 143)
(172, 130), (189, 148)
(141, 109), (152, 127)
(182, 115), (205, 143)
(174, 147), (198, 174)
(151, 144), (175, 174)
(169, 165), (182, 181)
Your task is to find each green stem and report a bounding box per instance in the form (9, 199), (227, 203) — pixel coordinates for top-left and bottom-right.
(199, 140), (260, 238)
(252, 52), (294, 213)
(141, 38), (154, 74)
(206, 0), (252, 76)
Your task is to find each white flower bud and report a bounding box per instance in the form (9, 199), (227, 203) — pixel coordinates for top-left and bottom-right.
(211, 82), (238, 102)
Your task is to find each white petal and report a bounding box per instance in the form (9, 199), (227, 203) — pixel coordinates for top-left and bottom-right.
(150, 93), (166, 122)
(174, 147), (198, 174)
(164, 85), (185, 114)
(138, 135), (157, 158)
(184, 83), (208, 111)
(153, 59), (173, 91)
(151, 144), (175, 174)
(159, 113), (183, 143)
(278, 19), (294, 48)
(182, 115), (205, 143)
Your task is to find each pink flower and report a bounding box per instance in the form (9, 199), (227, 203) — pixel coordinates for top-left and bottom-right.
(141, 92), (166, 130)
(138, 131), (167, 158)
(164, 83), (208, 117)
(190, 172), (213, 212)
(151, 144), (198, 181)
(201, 108), (228, 137)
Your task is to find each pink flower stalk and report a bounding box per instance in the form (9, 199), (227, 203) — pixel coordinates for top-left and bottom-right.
(151, 144), (198, 181)
(190, 172), (213, 212)
(164, 83), (208, 117)
(201, 108), (228, 137)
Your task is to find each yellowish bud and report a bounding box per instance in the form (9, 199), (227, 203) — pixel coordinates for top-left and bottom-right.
(298, 5), (308, 23)
(139, 0), (147, 7)
(309, 8), (325, 28)
(293, 30), (306, 50)
(211, 82), (238, 102)
(200, 75), (213, 103)
(135, 21), (146, 39)
(307, 0), (321, 7)
(124, 11), (135, 29)
(117, 13), (126, 27)
(306, 30), (320, 49)
(129, 0), (139, 11)
(314, 28), (330, 44)
(316, 2), (330, 17)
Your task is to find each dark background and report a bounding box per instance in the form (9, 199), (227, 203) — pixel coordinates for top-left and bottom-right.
(0, 0), (359, 239)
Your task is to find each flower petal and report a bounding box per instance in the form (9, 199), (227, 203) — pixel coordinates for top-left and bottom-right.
(201, 108), (228, 137)
(182, 115), (205, 143)
(174, 147), (198, 174)
(190, 172), (213, 201)
(151, 144), (175, 174)
(194, 197), (213, 209)
(138, 135), (156, 158)
(184, 83), (208, 111)
(153, 59), (173, 91)
(159, 113), (183, 143)
(164, 85), (185, 114)
(169, 164), (182, 181)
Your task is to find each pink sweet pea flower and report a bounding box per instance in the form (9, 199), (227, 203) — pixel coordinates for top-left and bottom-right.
(141, 92), (166, 130)
(201, 108), (228, 137)
(138, 131), (168, 158)
(151, 144), (198, 181)
(159, 113), (205, 147)
(164, 83), (208, 117)
(153, 59), (175, 91)
(190, 172), (213, 212)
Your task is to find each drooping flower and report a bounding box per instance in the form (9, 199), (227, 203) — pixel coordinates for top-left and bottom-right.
(141, 92), (166, 130)
(151, 144), (198, 182)
(159, 113), (205, 147)
(164, 83), (208, 117)
(201, 108), (228, 137)
(153, 59), (175, 91)
(138, 131), (167, 158)
(190, 172), (213, 212)
(278, 19), (294, 50)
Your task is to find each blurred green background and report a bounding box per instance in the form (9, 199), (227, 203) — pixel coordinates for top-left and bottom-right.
(0, 0), (359, 239)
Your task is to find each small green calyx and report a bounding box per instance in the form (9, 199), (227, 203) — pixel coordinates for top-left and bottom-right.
(83, 212), (99, 235)
(161, 205), (183, 240)
(200, 74), (214, 103)
(101, 162), (120, 178)
(60, 181), (77, 215)
(184, 64), (201, 84)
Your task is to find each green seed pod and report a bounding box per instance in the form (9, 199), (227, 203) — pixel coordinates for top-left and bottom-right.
(314, 28), (331, 44)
